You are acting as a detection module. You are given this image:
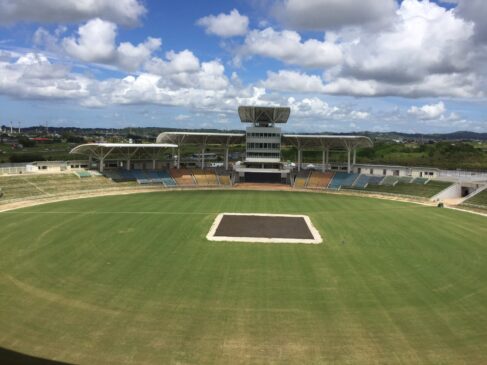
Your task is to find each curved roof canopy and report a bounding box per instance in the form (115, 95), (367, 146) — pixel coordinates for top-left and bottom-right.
(70, 143), (178, 155)
(238, 106), (291, 124)
(70, 143), (178, 162)
(155, 131), (372, 150)
(282, 135), (373, 149)
(156, 132), (245, 145)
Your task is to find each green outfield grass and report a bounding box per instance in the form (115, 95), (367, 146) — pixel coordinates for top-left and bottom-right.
(0, 190), (486, 364)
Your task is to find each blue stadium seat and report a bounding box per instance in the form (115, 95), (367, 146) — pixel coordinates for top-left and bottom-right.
(157, 170), (177, 186)
(352, 174), (369, 189)
(366, 176), (384, 185)
(328, 172), (359, 189)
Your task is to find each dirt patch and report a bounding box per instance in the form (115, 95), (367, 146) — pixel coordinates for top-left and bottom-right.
(216, 215), (313, 239)
(233, 183), (292, 191)
(207, 213), (322, 244)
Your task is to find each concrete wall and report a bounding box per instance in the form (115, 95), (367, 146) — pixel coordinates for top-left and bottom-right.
(430, 183), (461, 202)
(353, 164), (440, 178)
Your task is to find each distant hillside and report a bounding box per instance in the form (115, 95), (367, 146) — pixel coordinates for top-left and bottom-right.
(2, 125), (487, 141)
(314, 131), (487, 141)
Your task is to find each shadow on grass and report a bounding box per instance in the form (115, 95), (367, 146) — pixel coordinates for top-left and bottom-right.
(0, 347), (73, 365)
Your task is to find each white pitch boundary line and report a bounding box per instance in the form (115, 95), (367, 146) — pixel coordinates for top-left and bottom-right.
(0, 204), (433, 215)
(0, 211), (214, 215)
(206, 213), (323, 244)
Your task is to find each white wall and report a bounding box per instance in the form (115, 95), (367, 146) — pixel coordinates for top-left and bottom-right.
(430, 183), (461, 201)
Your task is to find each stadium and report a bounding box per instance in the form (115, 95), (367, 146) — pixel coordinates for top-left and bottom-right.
(0, 106), (486, 364)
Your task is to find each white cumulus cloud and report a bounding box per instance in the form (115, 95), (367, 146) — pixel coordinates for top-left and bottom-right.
(62, 18), (161, 72)
(0, 53), (91, 100)
(262, 70), (325, 93)
(321, 0), (482, 98)
(0, 0), (146, 26)
(274, 0), (397, 30)
(455, 0), (487, 43)
(197, 9), (249, 37)
(236, 27), (342, 68)
(408, 101), (446, 120)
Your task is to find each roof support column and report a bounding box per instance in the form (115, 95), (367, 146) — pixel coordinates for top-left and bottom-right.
(322, 149), (326, 173)
(297, 145), (302, 172)
(224, 142), (229, 171)
(176, 135), (186, 169)
(201, 136), (208, 169)
(97, 147), (114, 173)
(121, 147), (140, 171)
(88, 155), (92, 170)
(353, 147), (357, 166)
(347, 148), (351, 173)
(201, 146), (205, 169)
(146, 148), (159, 170)
(326, 148), (330, 171)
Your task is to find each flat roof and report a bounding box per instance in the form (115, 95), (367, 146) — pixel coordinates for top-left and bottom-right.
(238, 106), (291, 124)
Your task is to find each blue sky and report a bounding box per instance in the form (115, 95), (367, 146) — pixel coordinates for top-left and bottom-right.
(0, 0), (486, 133)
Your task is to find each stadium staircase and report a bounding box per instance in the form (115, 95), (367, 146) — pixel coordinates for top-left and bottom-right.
(216, 170), (232, 186)
(351, 174), (369, 189)
(293, 171), (310, 188)
(192, 169), (219, 186)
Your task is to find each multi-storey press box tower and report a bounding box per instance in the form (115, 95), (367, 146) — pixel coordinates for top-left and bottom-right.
(237, 106), (291, 183)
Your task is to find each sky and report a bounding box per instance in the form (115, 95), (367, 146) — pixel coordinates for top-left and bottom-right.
(0, 0), (486, 133)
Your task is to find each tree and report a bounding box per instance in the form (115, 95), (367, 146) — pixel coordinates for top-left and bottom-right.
(9, 153), (45, 163)
(17, 136), (36, 148)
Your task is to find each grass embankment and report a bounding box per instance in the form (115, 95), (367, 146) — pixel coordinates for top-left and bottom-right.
(362, 180), (452, 198)
(462, 189), (487, 211)
(0, 173), (136, 203)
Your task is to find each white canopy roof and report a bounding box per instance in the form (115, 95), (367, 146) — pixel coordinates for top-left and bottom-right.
(156, 132), (245, 145)
(156, 131), (373, 150)
(282, 134), (373, 149)
(70, 143), (178, 155)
